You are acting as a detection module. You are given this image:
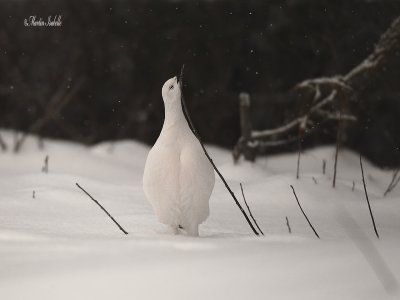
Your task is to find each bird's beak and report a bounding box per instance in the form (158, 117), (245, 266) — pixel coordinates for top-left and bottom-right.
(176, 76), (182, 91)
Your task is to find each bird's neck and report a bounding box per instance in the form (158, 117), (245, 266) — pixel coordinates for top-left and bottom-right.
(162, 100), (187, 131)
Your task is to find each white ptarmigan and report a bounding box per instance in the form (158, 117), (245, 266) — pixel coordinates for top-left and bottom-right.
(143, 76), (215, 236)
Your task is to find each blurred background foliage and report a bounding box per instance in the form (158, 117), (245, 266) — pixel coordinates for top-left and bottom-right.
(0, 0), (399, 166)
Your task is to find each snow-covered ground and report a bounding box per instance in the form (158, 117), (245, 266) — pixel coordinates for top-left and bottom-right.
(0, 130), (399, 299)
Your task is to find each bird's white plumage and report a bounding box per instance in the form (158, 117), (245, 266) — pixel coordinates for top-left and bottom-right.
(143, 77), (215, 236)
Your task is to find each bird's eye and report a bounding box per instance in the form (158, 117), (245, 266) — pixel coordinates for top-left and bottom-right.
(169, 85), (174, 90)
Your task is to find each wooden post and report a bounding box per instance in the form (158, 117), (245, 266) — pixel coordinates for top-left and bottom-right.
(239, 93), (251, 140)
(238, 92), (255, 162)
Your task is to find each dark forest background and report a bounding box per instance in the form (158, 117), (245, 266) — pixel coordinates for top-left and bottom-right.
(1, 0), (400, 167)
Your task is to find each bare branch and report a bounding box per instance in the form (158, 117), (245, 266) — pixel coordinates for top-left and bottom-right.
(235, 16), (400, 162)
(248, 136), (299, 149)
(75, 183), (128, 235)
(179, 65), (259, 236)
(345, 16), (400, 91)
(384, 169), (400, 197)
(315, 109), (357, 122)
(251, 90), (337, 140)
(297, 76), (351, 92)
(290, 185), (320, 239)
(240, 183), (264, 235)
(360, 155), (380, 239)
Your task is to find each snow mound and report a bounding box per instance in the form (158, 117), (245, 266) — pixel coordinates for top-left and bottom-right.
(0, 130), (399, 299)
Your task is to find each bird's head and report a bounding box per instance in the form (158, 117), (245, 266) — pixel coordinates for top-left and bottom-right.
(162, 76), (181, 104)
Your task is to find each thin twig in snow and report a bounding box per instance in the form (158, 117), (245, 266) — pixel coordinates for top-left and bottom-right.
(240, 183), (264, 235)
(290, 185), (320, 239)
(360, 155), (379, 239)
(178, 65), (259, 235)
(296, 132), (302, 179)
(322, 159), (326, 175)
(333, 112), (341, 188)
(286, 216), (292, 234)
(390, 175), (400, 194)
(384, 169), (400, 197)
(352, 181), (355, 191)
(297, 118), (307, 179)
(0, 133), (7, 151)
(75, 183), (128, 235)
(312, 177), (318, 184)
(41, 155), (49, 173)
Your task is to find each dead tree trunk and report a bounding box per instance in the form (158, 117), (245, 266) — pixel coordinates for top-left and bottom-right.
(233, 93), (256, 162)
(233, 15), (400, 162)
(344, 17), (400, 94)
